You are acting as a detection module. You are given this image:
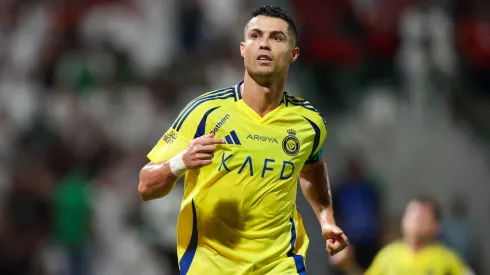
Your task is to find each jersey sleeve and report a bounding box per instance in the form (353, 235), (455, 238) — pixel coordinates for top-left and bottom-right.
(147, 103), (206, 163)
(304, 115), (328, 165)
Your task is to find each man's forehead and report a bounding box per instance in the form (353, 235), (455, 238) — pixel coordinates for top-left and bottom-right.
(245, 16), (289, 33)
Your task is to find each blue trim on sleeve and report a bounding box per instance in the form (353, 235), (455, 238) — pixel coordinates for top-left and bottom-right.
(193, 106), (220, 138)
(303, 116), (321, 160)
(179, 200), (199, 275)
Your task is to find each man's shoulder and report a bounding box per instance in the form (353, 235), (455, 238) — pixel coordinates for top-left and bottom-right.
(285, 92), (327, 129)
(429, 243), (463, 260)
(378, 240), (407, 255)
(172, 85), (237, 131)
(188, 85), (238, 110)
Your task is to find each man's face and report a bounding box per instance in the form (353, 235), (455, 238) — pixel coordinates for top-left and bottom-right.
(240, 16), (299, 81)
(401, 201), (439, 242)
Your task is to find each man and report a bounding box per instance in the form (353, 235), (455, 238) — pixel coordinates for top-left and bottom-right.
(138, 6), (348, 275)
(330, 196), (472, 275)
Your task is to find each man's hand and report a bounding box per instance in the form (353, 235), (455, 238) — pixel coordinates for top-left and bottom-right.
(182, 133), (225, 169)
(322, 223), (349, 256)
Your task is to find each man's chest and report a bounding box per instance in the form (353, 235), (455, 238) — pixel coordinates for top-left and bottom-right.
(386, 253), (458, 275)
(203, 108), (315, 179)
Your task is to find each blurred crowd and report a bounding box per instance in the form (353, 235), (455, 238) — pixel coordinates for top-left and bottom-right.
(0, 0), (488, 275)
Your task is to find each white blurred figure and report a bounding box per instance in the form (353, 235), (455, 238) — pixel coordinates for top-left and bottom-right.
(82, 0), (177, 76)
(398, 0), (455, 118)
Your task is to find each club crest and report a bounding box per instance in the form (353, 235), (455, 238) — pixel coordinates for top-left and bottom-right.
(282, 129), (300, 156)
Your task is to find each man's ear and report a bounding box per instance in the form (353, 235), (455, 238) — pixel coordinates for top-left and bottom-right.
(291, 47), (300, 63)
(240, 42), (245, 57)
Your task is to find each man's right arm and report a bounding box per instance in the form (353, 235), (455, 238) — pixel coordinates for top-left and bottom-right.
(138, 161), (179, 201)
(138, 133), (225, 201)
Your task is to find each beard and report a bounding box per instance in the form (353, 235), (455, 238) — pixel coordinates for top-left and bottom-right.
(245, 62), (279, 85)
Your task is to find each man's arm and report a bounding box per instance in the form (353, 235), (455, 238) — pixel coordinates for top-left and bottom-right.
(300, 158), (348, 255)
(138, 161), (179, 201)
(138, 133), (224, 201)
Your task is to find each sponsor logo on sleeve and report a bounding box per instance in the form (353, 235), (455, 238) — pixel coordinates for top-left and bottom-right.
(162, 130), (178, 144)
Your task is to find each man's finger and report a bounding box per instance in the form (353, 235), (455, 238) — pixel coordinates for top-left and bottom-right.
(196, 153), (214, 160)
(200, 137), (226, 145)
(199, 159), (213, 166)
(199, 145), (217, 153)
(332, 227), (344, 235)
(327, 239), (341, 250)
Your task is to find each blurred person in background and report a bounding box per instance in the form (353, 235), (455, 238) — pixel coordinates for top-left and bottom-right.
(138, 5), (348, 275)
(331, 196), (473, 275)
(398, 0), (455, 112)
(333, 152), (383, 270)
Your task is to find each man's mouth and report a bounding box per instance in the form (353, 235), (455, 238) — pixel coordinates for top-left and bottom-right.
(257, 55), (272, 61)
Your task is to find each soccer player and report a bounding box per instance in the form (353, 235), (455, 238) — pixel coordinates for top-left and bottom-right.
(138, 6), (348, 275)
(330, 196), (473, 275)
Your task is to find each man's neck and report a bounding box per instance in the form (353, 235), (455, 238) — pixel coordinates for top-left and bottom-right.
(241, 72), (286, 117)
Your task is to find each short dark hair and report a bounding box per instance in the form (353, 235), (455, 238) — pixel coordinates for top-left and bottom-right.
(413, 195), (442, 222)
(249, 6), (298, 44)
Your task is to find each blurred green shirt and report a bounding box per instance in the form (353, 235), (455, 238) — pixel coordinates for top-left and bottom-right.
(51, 172), (92, 247)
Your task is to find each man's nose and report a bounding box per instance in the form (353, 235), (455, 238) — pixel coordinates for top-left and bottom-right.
(259, 38), (271, 51)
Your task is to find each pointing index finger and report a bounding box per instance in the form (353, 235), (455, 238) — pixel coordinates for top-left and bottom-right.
(201, 137), (226, 145)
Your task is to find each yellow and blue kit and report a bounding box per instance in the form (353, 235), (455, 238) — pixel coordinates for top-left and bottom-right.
(148, 81), (328, 275)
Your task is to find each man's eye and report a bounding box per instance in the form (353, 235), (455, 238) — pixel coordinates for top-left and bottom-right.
(273, 36), (284, 42)
(251, 33), (259, 39)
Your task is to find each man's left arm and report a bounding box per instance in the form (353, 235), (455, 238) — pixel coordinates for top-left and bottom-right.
(300, 157), (349, 256)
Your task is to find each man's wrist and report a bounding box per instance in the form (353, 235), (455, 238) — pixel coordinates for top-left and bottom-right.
(319, 206), (336, 226)
(169, 151), (188, 177)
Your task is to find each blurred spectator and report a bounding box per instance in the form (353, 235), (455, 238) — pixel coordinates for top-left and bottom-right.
(0, 163), (52, 275)
(398, 0), (456, 110)
(441, 195), (479, 273)
(331, 196), (473, 275)
(293, 0), (366, 112)
(333, 152), (383, 270)
(178, 0), (204, 54)
(51, 171), (94, 275)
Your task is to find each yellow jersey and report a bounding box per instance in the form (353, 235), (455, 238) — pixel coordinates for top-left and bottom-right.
(147, 81), (327, 275)
(366, 241), (468, 275)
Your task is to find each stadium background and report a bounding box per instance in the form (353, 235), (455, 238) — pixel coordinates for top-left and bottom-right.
(0, 0), (489, 274)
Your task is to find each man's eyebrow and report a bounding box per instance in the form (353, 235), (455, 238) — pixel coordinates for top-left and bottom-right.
(270, 30), (287, 37)
(248, 28), (287, 37)
(248, 28), (263, 34)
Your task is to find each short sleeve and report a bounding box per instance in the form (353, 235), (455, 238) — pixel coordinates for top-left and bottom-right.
(304, 115), (328, 165)
(147, 127), (191, 163)
(147, 103), (203, 163)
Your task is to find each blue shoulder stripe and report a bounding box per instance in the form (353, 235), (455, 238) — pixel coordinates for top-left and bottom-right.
(172, 88), (231, 129)
(287, 95), (308, 104)
(175, 92), (235, 131)
(287, 98), (319, 112)
(172, 88), (233, 129)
